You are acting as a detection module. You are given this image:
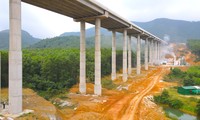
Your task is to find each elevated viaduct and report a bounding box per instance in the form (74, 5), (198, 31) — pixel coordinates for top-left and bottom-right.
(7, 0), (166, 114)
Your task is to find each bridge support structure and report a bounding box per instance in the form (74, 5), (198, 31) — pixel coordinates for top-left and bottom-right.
(9, 0), (22, 114)
(157, 42), (160, 65)
(156, 41), (159, 65)
(94, 18), (102, 95)
(149, 40), (153, 65)
(122, 29), (128, 82)
(128, 36), (132, 75)
(145, 38), (149, 70)
(111, 31), (116, 80)
(79, 21), (86, 94)
(136, 34), (141, 75)
(153, 41), (156, 65)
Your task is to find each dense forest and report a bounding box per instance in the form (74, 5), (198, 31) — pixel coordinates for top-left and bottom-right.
(187, 39), (200, 61)
(0, 48), (136, 99)
(29, 35), (138, 50)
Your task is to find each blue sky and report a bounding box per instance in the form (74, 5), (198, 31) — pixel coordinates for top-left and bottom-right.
(0, 0), (200, 38)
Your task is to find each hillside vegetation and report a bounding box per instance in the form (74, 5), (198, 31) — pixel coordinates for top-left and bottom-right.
(0, 30), (40, 49)
(29, 35), (138, 50)
(1, 48), (137, 99)
(155, 67), (200, 116)
(164, 67), (200, 86)
(187, 39), (200, 61)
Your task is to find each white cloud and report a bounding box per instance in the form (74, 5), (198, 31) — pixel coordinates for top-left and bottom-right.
(0, 0), (200, 38)
(97, 0), (200, 21)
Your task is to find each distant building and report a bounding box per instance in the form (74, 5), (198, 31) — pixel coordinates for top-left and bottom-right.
(178, 86), (200, 95)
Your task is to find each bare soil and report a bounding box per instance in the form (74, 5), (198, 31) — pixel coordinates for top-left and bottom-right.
(57, 66), (175, 120)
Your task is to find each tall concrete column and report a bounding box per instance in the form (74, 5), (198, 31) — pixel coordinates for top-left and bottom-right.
(111, 31), (116, 80)
(152, 41), (154, 65)
(149, 40), (152, 65)
(9, 0), (22, 114)
(159, 43), (162, 62)
(145, 38), (148, 70)
(122, 29), (128, 82)
(153, 41), (156, 65)
(94, 18), (101, 95)
(128, 36), (132, 74)
(157, 42), (160, 65)
(136, 34), (141, 74)
(155, 41), (158, 65)
(79, 21), (86, 94)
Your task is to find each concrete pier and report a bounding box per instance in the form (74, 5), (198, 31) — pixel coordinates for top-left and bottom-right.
(122, 29), (128, 82)
(136, 35), (141, 75)
(149, 40), (152, 65)
(9, 0), (22, 114)
(159, 43), (162, 62)
(155, 41), (158, 65)
(128, 36), (132, 74)
(153, 41), (156, 65)
(111, 31), (116, 80)
(94, 18), (102, 95)
(145, 38), (148, 70)
(157, 42), (160, 65)
(79, 21), (86, 94)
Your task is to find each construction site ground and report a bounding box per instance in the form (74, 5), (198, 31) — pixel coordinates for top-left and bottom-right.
(57, 66), (176, 120)
(1, 66), (176, 120)
(1, 43), (198, 120)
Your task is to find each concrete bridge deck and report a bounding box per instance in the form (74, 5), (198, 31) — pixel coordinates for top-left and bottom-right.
(22, 0), (163, 41)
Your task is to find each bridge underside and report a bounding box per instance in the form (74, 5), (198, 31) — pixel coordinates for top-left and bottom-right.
(22, 0), (152, 38)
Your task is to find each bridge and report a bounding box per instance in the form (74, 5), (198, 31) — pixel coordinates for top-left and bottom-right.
(8, 0), (166, 114)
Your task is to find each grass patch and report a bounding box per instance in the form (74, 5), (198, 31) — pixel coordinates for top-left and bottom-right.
(166, 87), (198, 114)
(102, 79), (117, 90)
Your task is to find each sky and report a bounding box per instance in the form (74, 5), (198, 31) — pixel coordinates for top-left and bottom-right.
(0, 0), (200, 39)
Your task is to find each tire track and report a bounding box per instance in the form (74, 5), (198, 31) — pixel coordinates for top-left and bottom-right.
(121, 67), (164, 120)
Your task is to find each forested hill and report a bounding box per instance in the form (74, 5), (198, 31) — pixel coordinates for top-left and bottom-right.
(0, 30), (40, 50)
(60, 27), (111, 37)
(29, 35), (133, 49)
(133, 18), (200, 43)
(61, 18), (200, 43)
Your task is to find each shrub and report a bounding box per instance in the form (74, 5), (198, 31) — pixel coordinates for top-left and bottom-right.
(102, 79), (116, 90)
(168, 99), (183, 109)
(183, 75), (195, 86)
(154, 90), (183, 110)
(154, 90), (170, 104)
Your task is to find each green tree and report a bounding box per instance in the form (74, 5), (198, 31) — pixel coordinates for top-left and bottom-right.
(154, 90), (170, 104)
(168, 99), (183, 109)
(183, 75), (195, 86)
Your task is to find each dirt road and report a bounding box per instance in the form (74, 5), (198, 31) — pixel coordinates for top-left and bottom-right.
(101, 67), (167, 120)
(57, 66), (170, 120)
(121, 67), (165, 120)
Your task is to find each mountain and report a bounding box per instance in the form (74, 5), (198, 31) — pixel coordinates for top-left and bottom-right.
(60, 18), (200, 43)
(0, 30), (41, 50)
(60, 27), (111, 37)
(29, 33), (141, 50)
(29, 35), (134, 50)
(133, 18), (200, 43)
